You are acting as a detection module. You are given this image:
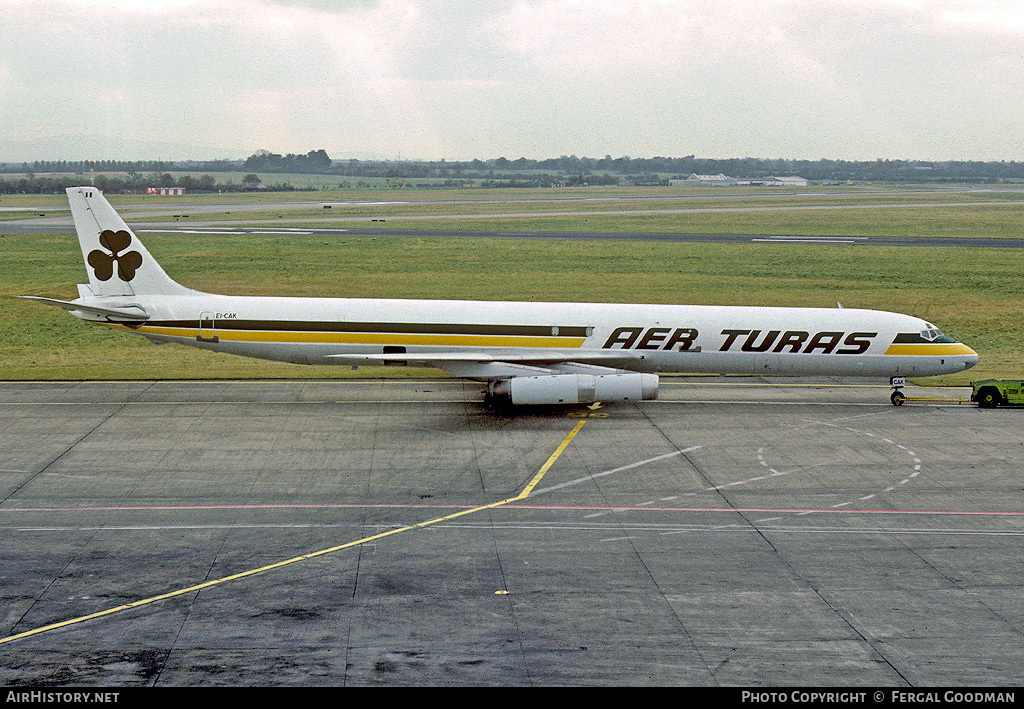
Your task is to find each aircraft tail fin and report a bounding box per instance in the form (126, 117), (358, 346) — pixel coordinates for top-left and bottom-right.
(67, 186), (194, 297)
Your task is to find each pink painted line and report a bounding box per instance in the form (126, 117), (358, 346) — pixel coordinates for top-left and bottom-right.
(0, 503), (470, 512)
(2, 503), (1022, 516)
(512, 505), (1024, 516)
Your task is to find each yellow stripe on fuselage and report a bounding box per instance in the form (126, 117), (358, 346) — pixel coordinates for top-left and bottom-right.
(884, 343), (976, 356)
(117, 324), (587, 349)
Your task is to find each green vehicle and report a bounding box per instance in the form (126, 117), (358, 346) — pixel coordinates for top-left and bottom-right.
(971, 379), (1024, 408)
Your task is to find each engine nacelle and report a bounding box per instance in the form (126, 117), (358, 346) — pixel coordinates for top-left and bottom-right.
(487, 373), (659, 405)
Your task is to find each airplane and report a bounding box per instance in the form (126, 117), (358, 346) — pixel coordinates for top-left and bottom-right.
(20, 186), (978, 406)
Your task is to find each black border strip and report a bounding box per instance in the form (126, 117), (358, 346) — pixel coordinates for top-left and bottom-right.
(151, 319), (591, 337)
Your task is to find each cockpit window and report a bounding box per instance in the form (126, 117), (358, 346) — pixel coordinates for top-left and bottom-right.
(921, 327), (956, 343)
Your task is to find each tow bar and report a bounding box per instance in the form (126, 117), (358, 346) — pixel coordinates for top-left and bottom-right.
(890, 376), (967, 406)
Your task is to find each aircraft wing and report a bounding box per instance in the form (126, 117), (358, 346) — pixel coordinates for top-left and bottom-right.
(324, 350), (638, 364)
(325, 349), (647, 381)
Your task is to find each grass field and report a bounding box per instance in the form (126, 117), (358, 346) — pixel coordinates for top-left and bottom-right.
(3, 185), (1022, 384)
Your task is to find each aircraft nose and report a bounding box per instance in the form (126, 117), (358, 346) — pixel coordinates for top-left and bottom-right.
(962, 345), (979, 370)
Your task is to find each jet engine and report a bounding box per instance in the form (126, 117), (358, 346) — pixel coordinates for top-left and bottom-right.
(486, 373), (658, 406)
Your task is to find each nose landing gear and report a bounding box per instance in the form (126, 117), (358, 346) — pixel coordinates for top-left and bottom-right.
(890, 376), (906, 406)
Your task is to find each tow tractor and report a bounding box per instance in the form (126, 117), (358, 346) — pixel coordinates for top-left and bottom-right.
(890, 377), (1023, 407)
(970, 379), (1024, 408)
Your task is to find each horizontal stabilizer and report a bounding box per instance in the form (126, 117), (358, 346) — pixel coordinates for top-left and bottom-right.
(18, 296), (149, 322)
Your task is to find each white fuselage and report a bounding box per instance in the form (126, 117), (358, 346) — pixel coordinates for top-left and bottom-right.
(102, 293), (979, 378)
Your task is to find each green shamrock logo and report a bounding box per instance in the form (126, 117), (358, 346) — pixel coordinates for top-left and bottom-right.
(87, 230), (143, 282)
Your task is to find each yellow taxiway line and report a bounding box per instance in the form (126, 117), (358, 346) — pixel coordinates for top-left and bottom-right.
(0, 419), (588, 645)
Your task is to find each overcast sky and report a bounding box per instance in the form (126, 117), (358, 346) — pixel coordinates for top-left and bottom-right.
(1, 0), (1023, 162)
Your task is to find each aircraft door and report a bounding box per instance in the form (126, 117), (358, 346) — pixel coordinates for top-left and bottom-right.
(198, 312), (219, 342)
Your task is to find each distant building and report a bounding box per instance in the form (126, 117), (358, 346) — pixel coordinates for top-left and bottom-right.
(147, 187), (186, 196)
(763, 175), (808, 187)
(669, 173), (738, 186)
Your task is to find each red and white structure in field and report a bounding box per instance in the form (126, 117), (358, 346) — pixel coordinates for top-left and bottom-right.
(146, 187), (186, 196)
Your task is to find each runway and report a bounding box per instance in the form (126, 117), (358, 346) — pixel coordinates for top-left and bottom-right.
(4, 188), (1024, 247)
(1, 378), (1022, 686)
(8, 221), (1024, 249)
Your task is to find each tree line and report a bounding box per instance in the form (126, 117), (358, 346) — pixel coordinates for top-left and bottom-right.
(0, 172), (305, 195)
(240, 152), (1024, 183)
(4, 149), (1024, 193)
